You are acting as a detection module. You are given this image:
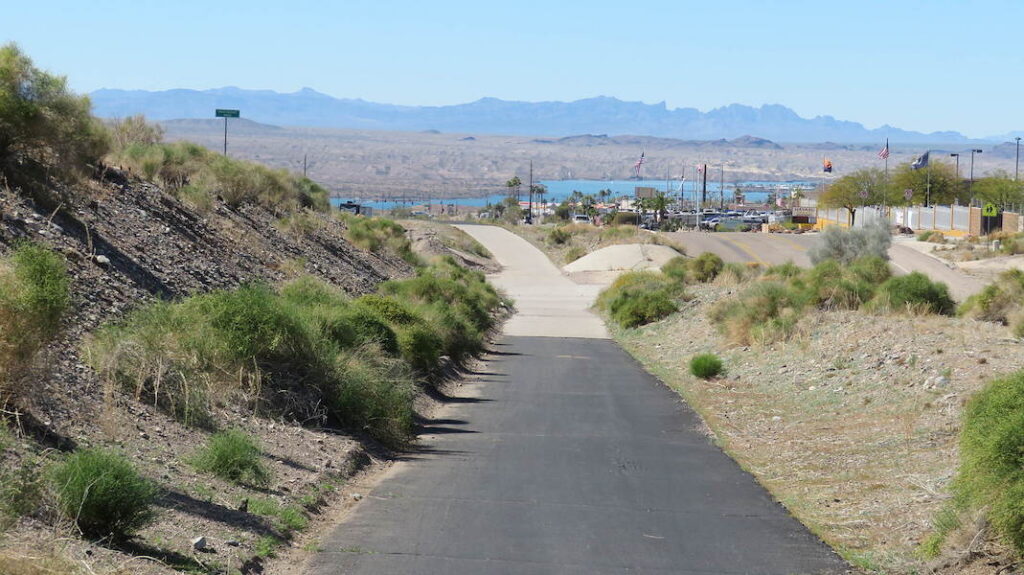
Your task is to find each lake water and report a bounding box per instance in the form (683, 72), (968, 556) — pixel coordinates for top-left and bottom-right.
(333, 179), (817, 211)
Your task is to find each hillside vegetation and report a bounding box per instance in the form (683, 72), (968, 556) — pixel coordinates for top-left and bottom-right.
(0, 44), (508, 574)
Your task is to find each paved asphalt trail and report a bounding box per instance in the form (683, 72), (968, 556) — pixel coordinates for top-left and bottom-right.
(306, 225), (847, 575)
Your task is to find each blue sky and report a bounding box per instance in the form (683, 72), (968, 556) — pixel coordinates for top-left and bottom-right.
(6, 1), (1022, 137)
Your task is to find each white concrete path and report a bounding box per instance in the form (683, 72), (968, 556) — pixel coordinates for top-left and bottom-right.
(455, 225), (610, 339)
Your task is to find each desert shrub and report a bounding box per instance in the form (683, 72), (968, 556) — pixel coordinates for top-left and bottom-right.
(866, 272), (955, 315)
(661, 256), (688, 283)
(332, 306), (399, 354)
(0, 244), (70, 402)
(108, 114), (164, 151)
(275, 210), (324, 240)
(443, 228), (491, 258)
(354, 294), (424, 326)
(51, 449), (157, 539)
(763, 261), (802, 280)
(959, 269), (1024, 325)
(709, 281), (808, 345)
(597, 271), (681, 328)
(803, 259), (874, 310)
(546, 227), (572, 246)
(0, 43), (109, 191)
(690, 354), (724, 379)
(564, 245), (587, 263)
(191, 429), (271, 487)
(917, 230), (943, 243)
(599, 225), (637, 243)
(395, 324), (444, 374)
(808, 221), (891, 265)
(88, 259), (500, 444)
(344, 216), (420, 266)
(87, 279), (415, 443)
(611, 212), (640, 226)
(329, 349), (416, 442)
(687, 252), (724, 283)
(954, 370), (1024, 553)
(611, 291), (678, 328)
(0, 454), (45, 525)
(715, 262), (761, 286)
(847, 255), (892, 285)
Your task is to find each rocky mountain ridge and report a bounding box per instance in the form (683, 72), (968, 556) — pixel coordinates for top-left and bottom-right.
(91, 87), (978, 144)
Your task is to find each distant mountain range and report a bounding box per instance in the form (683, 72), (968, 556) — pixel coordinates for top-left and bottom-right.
(90, 87), (993, 144)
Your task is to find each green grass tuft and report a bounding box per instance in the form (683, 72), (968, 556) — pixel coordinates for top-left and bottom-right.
(689, 354), (724, 379)
(51, 449), (157, 539)
(191, 429), (271, 487)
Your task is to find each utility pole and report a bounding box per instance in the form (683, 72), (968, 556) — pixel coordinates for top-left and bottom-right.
(719, 165), (725, 210)
(1016, 137), (1021, 182)
(700, 163), (708, 210)
(527, 160), (534, 224)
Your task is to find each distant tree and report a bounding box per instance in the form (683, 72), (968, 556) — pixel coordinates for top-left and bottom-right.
(973, 170), (1024, 208)
(890, 162), (958, 206)
(570, 190), (584, 207)
(501, 195), (523, 223)
(598, 188), (612, 204)
(554, 201), (572, 221)
(505, 176), (521, 201)
(0, 43), (109, 189)
(819, 168), (889, 226)
(648, 192), (670, 222)
(531, 183), (547, 204)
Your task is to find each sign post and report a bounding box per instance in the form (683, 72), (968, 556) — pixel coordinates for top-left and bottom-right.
(214, 109), (240, 156)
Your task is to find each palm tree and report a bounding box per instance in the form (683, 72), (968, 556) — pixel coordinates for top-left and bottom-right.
(506, 176), (521, 201)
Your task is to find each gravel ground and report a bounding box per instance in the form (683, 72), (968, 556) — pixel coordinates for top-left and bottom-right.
(613, 281), (1024, 574)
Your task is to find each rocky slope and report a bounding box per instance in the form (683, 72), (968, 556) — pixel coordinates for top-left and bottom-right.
(0, 170), (417, 574)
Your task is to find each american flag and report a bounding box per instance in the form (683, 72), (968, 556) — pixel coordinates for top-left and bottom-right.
(633, 152), (645, 177)
(878, 139), (890, 160)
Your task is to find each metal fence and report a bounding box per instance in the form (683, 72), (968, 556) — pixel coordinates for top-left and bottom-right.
(813, 204), (1022, 235)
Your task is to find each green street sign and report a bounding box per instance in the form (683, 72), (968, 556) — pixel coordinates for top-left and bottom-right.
(983, 203), (999, 217)
(215, 109), (240, 118)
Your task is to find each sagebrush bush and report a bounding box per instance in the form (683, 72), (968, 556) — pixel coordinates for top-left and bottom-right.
(687, 252), (724, 283)
(88, 257), (504, 444)
(709, 281), (808, 345)
(51, 449), (157, 539)
(866, 272), (955, 315)
(0, 243), (70, 402)
(955, 370), (1024, 553)
(563, 245), (587, 263)
(191, 429), (271, 487)
(343, 215), (420, 265)
(546, 227), (572, 246)
(809, 221), (891, 265)
(763, 261), (802, 280)
(661, 257), (688, 282)
(714, 262), (761, 286)
(959, 269), (1024, 325)
(597, 271), (682, 328)
(804, 259), (874, 310)
(612, 291), (678, 328)
(690, 354), (724, 379)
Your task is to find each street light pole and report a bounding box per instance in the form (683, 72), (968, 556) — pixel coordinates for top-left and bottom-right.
(969, 149), (983, 206)
(950, 153), (960, 204)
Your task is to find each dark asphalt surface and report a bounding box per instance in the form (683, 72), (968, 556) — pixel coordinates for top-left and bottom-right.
(307, 336), (848, 574)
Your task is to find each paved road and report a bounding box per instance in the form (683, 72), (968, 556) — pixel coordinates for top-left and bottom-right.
(306, 226), (846, 575)
(662, 230), (984, 301)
